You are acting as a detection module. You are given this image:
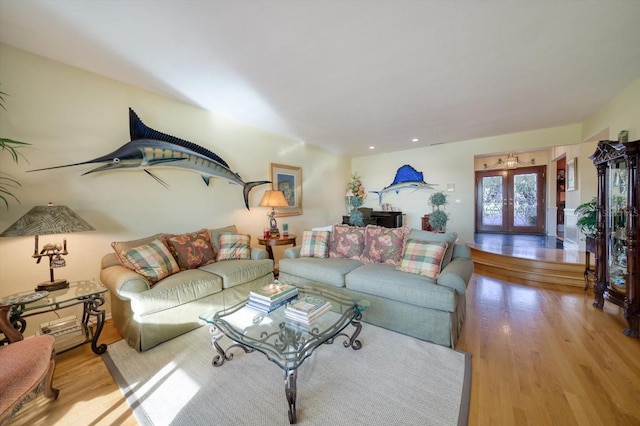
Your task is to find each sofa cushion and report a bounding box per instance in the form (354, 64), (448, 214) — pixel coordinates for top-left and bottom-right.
(397, 239), (448, 279)
(360, 225), (408, 265)
(279, 257), (362, 288)
(122, 239), (181, 285)
(200, 259), (274, 289)
(407, 229), (458, 268)
(345, 263), (457, 312)
(112, 233), (164, 270)
(209, 225), (238, 252)
(329, 225), (365, 259)
(217, 233), (251, 260)
(300, 230), (330, 258)
(129, 269), (224, 315)
(163, 229), (216, 270)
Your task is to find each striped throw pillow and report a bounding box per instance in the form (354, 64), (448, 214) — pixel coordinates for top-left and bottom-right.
(217, 233), (251, 260)
(396, 239), (448, 279)
(122, 239), (180, 284)
(300, 230), (330, 258)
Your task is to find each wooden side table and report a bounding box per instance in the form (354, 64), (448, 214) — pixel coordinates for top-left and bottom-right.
(258, 235), (297, 277)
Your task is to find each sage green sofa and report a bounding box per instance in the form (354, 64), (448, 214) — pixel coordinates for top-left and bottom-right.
(100, 225), (274, 351)
(278, 228), (473, 348)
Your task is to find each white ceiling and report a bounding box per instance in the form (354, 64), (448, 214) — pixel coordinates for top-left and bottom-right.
(1, 1), (640, 157)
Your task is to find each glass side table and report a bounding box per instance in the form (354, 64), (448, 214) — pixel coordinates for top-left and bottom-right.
(0, 279), (108, 354)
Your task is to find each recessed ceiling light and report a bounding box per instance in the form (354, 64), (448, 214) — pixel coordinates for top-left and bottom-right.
(412, 138), (419, 142)
(369, 146), (375, 150)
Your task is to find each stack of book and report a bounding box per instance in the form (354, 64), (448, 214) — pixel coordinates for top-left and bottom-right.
(284, 296), (331, 325)
(247, 282), (299, 313)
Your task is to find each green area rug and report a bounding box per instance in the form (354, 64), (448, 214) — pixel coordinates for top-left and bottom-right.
(103, 323), (471, 425)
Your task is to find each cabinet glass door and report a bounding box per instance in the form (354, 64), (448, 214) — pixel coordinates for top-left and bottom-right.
(607, 159), (628, 295)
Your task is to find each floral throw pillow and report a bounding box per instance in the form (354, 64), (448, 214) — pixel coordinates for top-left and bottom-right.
(122, 239), (180, 285)
(163, 229), (216, 270)
(360, 225), (408, 265)
(397, 239), (448, 279)
(300, 230), (331, 258)
(329, 225), (365, 259)
(217, 233), (251, 260)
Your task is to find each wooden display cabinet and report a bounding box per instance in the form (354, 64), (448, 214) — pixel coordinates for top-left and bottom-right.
(590, 139), (639, 337)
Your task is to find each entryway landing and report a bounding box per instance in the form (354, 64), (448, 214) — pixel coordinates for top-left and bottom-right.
(468, 233), (588, 289)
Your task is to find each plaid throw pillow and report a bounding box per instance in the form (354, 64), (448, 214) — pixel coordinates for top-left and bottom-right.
(112, 233), (164, 270)
(217, 233), (251, 260)
(163, 229), (216, 270)
(300, 230), (330, 258)
(329, 225), (365, 259)
(396, 239), (448, 279)
(122, 239), (180, 284)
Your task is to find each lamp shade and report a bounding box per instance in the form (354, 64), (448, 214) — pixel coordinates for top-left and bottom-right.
(0, 203), (95, 237)
(259, 190), (289, 208)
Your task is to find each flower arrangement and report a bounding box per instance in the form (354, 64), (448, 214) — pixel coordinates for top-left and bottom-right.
(347, 173), (366, 226)
(347, 173), (366, 200)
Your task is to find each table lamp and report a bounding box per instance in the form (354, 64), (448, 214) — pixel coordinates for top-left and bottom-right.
(0, 202), (95, 291)
(259, 190), (289, 237)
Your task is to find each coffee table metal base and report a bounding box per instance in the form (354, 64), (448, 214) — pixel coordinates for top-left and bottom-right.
(207, 312), (364, 424)
(208, 326), (253, 367)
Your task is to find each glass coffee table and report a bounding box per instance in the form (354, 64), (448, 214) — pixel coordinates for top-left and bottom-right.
(199, 286), (370, 424)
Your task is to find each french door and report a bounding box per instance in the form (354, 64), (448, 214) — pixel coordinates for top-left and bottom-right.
(475, 166), (546, 234)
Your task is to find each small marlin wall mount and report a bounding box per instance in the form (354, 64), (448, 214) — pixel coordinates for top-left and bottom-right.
(29, 108), (271, 210)
(369, 164), (437, 204)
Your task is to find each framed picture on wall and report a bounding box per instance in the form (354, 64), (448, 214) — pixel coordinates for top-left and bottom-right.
(270, 163), (302, 216)
(566, 158), (577, 191)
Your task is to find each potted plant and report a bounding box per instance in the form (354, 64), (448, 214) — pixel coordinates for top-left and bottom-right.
(428, 191), (449, 232)
(575, 197), (597, 237)
(0, 88), (30, 209)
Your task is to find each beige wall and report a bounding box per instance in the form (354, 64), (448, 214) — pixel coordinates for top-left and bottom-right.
(0, 44), (349, 329)
(352, 124), (584, 243)
(351, 77), (640, 246)
(1, 42), (639, 333)
(583, 77), (640, 143)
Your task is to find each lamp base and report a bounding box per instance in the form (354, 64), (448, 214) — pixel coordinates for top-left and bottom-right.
(35, 278), (69, 292)
(269, 227), (280, 238)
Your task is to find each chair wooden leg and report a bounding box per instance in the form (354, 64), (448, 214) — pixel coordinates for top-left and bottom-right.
(43, 357), (60, 400)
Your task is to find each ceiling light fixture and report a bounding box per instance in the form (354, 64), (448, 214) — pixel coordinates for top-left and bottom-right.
(369, 146), (375, 150)
(484, 153), (535, 170)
(412, 138), (419, 142)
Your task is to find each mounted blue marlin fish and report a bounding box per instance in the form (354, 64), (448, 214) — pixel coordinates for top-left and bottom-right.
(369, 164), (437, 204)
(28, 108), (271, 210)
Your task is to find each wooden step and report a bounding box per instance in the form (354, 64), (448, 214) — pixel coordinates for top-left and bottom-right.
(468, 245), (587, 289)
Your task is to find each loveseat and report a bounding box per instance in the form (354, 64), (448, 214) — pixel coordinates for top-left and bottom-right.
(100, 225), (274, 351)
(278, 225), (473, 347)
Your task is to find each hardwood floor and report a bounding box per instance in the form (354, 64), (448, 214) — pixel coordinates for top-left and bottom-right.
(7, 274), (640, 425)
(456, 275), (640, 425)
(7, 321), (137, 426)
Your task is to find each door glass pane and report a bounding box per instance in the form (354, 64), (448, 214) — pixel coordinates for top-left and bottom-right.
(513, 173), (537, 226)
(608, 160), (627, 293)
(481, 176), (503, 226)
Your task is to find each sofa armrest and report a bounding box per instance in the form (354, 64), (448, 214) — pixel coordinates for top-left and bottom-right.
(452, 244), (472, 259)
(284, 246), (302, 259)
(100, 254), (150, 300)
(436, 256), (474, 294)
(251, 247), (269, 260)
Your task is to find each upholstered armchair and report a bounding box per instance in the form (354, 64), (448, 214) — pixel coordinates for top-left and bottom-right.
(0, 304), (59, 424)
